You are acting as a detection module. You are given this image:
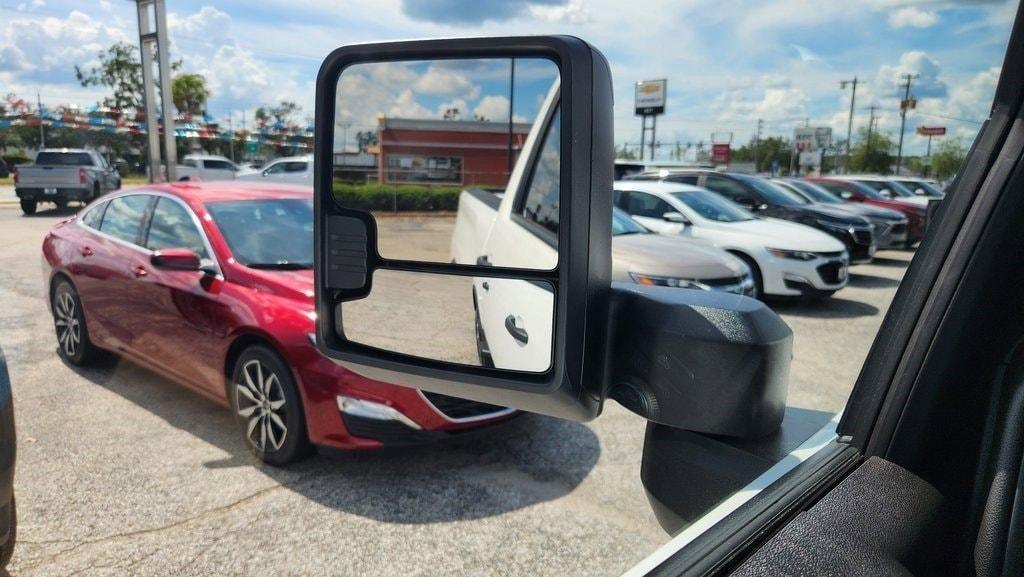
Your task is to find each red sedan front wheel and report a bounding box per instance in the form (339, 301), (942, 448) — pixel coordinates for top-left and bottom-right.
(230, 346), (311, 466)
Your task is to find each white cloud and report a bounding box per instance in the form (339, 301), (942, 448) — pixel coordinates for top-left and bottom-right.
(888, 6), (938, 29)
(414, 66), (480, 99)
(529, 1), (593, 24)
(0, 10), (130, 80)
(473, 95), (510, 121)
(876, 50), (947, 98)
(169, 5), (233, 43)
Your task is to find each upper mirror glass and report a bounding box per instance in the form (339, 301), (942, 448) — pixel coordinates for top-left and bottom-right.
(333, 57), (560, 270)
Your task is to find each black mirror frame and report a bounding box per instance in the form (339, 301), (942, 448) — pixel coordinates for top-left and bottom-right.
(313, 36), (614, 422)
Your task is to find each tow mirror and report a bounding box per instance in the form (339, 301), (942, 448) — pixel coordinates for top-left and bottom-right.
(662, 211), (687, 223)
(150, 248), (201, 271)
(313, 36), (791, 438)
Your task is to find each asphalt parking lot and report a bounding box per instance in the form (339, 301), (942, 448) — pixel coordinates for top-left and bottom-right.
(0, 207), (911, 576)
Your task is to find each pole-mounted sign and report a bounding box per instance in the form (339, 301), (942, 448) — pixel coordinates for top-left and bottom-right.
(635, 79), (667, 161)
(635, 79), (667, 115)
(916, 126), (946, 136)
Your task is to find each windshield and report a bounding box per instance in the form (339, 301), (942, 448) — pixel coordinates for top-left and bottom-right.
(732, 173), (808, 206)
(612, 207), (649, 235)
(783, 179), (843, 204)
(856, 179), (914, 198)
(35, 152), (92, 165)
(671, 189), (754, 222)
(206, 198), (313, 268)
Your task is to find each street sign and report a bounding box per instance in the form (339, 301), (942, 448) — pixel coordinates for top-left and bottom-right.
(916, 126), (946, 136)
(635, 79), (667, 115)
(711, 143), (731, 165)
(799, 150), (823, 167)
(794, 126), (832, 152)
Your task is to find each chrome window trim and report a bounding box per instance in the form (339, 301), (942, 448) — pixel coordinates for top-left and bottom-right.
(76, 190), (223, 277)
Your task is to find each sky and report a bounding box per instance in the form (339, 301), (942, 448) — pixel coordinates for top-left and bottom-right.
(0, 0), (1017, 157)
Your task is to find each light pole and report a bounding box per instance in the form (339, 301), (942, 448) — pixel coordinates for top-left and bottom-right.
(131, 0), (177, 182)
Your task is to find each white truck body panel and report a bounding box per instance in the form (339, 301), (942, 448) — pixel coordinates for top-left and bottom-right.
(451, 81), (560, 372)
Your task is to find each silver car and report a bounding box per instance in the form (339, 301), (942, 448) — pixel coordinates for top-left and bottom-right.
(612, 208), (755, 296)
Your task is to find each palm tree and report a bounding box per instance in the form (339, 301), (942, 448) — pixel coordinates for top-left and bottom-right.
(171, 73), (210, 117)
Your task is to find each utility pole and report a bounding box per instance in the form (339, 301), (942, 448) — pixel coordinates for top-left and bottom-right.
(228, 114), (235, 162)
(36, 92), (45, 148)
(895, 73), (919, 175)
(754, 119), (763, 172)
(840, 77), (860, 173)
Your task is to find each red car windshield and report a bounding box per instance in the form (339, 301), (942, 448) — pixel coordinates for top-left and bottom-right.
(206, 198), (313, 269)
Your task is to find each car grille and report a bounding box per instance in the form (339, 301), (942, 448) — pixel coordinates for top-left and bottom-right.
(817, 261), (846, 285)
(421, 391), (509, 420)
(852, 228), (873, 246)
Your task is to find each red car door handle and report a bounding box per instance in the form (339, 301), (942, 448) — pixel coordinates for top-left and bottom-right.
(133, 265), (148, 278)
(80, 246), (93, 257)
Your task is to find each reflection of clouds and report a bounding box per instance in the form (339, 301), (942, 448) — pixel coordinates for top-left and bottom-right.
(334, 58), (558, 149)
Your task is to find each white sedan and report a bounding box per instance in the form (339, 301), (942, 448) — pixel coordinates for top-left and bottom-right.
(236, 155), (313, 185)
(614, 180), (849, 299)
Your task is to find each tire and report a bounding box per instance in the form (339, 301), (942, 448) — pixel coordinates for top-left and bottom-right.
(0, 498), (14, 569)
(730, 251), (764, 300)
(93, 183), (101, 200)
(230, 345), (311, 466)
(51, 279), (98, 366)
(54, 198), (68, 210)
(19, 199), (36, 216)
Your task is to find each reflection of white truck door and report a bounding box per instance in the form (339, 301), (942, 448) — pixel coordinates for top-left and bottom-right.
(478, 88), (561, 372)
(475, 278), (553, 372)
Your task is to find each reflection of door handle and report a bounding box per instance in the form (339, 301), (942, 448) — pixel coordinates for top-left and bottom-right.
(481, 281), (489, 291)
(476, 255), (492, 266)
(132, 265), (148, 278)
(80, 246), (93, 257)
(504, 315), (528, 344)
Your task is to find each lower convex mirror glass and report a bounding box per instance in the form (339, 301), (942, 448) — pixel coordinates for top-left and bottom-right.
(341, 269), (553, 372)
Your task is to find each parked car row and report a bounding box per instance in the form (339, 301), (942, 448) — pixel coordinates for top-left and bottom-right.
(177, 154), (313, 185)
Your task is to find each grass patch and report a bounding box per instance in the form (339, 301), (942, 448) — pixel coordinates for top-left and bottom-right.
(332, 182), (465, 211)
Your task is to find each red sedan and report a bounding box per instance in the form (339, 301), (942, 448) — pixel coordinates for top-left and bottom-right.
(42, 182), (514, 465)
(804, 177), (928, 247)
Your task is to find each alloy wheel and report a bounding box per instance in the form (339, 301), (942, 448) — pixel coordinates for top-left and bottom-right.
(235, 359), (288, 452)
(54, 292), (81, 358)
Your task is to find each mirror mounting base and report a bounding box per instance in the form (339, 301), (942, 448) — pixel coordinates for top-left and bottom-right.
(606, 282), (792, 439)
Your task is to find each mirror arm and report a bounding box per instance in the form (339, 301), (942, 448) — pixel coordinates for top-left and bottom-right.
(605, 282), (791, 439)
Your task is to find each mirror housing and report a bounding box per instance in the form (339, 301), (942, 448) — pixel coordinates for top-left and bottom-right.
(314, 36), (614, 422)
(662, 211), (687, 224)
(151, 248), (201, 271)
(607, 283), (791, 437)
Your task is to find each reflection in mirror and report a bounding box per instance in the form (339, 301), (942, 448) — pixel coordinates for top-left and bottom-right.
(342, 269), (553, 373)
(333, 57), (560, 269)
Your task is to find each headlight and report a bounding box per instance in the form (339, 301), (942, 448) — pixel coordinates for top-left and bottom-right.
(767, 248), (818, 261)
(629, 272), (711, 290)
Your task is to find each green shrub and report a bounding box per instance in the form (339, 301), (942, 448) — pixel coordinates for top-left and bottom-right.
(2, 153), (31, 167)
(332, 182), (464, 211)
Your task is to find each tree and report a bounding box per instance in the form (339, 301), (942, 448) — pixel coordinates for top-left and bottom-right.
(930, 139), (967, 182)
(443, 107), (461, 120)
(75, 42), (181, 111)
(848, 127), (895, 174)
(255, 101), (302, 128)
(171, 73), (210, 116)
(356, 130), (378, 152)
(732, 136), (793, 173)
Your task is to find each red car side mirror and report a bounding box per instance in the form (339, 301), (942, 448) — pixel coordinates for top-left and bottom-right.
(151, 248), (201, 271)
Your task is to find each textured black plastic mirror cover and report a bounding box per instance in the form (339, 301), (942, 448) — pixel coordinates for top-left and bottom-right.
(608, 282), (791, 438)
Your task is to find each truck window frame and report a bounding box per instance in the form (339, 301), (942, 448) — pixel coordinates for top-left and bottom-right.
(511, 103), (561, 249)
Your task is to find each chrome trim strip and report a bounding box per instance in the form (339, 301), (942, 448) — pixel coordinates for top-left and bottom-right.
(621, 412), (842, 577)
(416, 390), (517, 424)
